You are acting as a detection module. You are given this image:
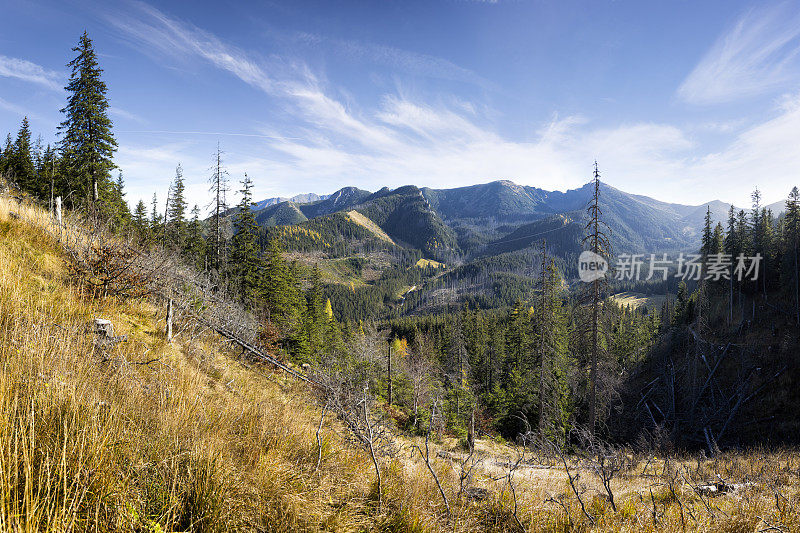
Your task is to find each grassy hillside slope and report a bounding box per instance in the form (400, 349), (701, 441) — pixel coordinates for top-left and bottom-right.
(0, 198), (440, 531)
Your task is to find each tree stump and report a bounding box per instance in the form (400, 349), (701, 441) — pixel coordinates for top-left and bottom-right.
(94, 318), (114, 338)
(93, 318), (126, 351)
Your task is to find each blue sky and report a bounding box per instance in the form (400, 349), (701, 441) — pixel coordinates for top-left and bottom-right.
(2, 0), (800, 212)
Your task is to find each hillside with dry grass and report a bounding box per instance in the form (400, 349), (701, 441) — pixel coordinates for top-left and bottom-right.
(2, 195), (800, 532)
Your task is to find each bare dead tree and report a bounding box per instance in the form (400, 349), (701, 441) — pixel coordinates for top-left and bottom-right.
(527, 427), (595, 525)
(362, 390), (383, 511)
(315, 401), (329, 472)
(580, 162), (613, 436)
(455, 439), (483, 503)
(405, 334), (438, 429)
(495, 449), (526, 532)
(411, 400), (451, 518)
(559, 447), (594, 525)
(207, 142), (229, 274)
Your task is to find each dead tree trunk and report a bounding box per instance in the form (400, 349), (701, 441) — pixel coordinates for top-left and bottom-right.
(582, 163), (611, 437)
(166, 298), (173, 342)
(363, 394), (382, 511)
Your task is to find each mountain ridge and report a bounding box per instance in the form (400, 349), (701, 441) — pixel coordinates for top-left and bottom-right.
(245, 180), (747, 263)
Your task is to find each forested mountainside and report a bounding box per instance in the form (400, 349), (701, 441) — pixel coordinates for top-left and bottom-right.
(253, 186), (371, 222)
(253, 180), (735, 257)
(240, 179), (739, 318)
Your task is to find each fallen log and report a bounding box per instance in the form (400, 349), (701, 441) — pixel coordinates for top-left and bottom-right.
(190, 314), (324, 389)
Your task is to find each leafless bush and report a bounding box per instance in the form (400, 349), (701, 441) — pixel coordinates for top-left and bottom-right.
(62, 228), (168, 299)
(535, 431), (595, 525)
(412, 399), (451, 519)
(455, 440), (483, 503)
(310, 345), (396, 511)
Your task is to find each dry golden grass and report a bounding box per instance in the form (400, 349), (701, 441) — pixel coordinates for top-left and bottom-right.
(1, 194), (799, 532)
(0, 197), (394, 531)
(610, 291), (667, 311)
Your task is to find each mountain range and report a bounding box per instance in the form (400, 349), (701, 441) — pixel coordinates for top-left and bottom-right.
(250, 180), (740, 259)
(241, 180), (770, 316)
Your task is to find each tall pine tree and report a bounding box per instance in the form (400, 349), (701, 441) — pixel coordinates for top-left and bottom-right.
(230, 173), (261, 304)
(185, 205), (207, 269)
(105, 171), (130, 231)
(58, 32), (117, 210)
(12, 117), (35, 193)
(535, 258), (570, 441)
(786, 187), (800, 325)
(167, 164), (187, 248)
(150, 192), (162, 235)
(132, 199), (149, 238)
(0, 134), (13, 177)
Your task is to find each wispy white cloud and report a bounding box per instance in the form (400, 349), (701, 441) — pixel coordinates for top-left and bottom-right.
(0, 96), (51, 125)
(690, 91), (800, 200)
(259, 99), (695, 201)
(0, 55), (62, 92)
(108, 1), (800, 211)
(106, 1), (284, 95)
(678, 4), (800, 104)
(293, 32), (496, 90)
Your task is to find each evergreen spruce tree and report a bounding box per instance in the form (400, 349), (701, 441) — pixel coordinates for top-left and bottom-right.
(0, 134), (13, 177)
(303, 265), (325, 355)
(696, 205), (714, 332)
(31, 134), (44, 197)
(712, 222), (725, 255)
(761, 208), (776, 295)
(673, 281), (692, 326)
(447, 312), (470, 423)
(750, 189), (766, 296)
(104, 171), (129, 231)
(185, 205), (207, 270)
(132, 199), (149, 238)
(701, 206), (714, 257)
(535, 259), (570, 441)
(12, 117), (35, 192)
(262, 238), (306, 355)
(786, 187), (800, 324)
(725, 206), (738, 259)
(167, 164), (187, 248)
(230, 173), (261, 304)
(38, 144), (57, 205)
(58, 32), (117, 209)
(150, 192), (162, 235)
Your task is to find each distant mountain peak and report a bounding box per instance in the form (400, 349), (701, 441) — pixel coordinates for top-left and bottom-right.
(328, 187), (362, 205)
(251, 192), (328, 211)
